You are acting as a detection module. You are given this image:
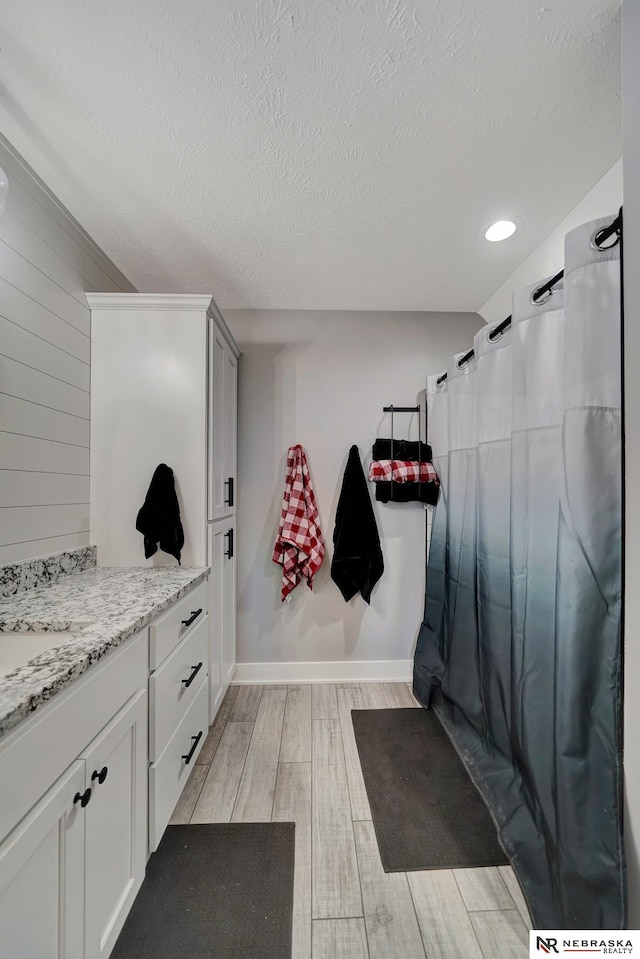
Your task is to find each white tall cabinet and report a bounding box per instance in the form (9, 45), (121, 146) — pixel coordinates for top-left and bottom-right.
(87, 294), (239, 721)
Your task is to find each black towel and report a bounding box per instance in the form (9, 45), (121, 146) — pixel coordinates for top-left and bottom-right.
(331, 446), (384, 604)
(372, 437), (438, 506)
(135, 464), (184, 564)
(372, 439), (432, 461)
(375, 481), (440, 506)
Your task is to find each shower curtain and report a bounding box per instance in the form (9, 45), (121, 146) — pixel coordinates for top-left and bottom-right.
(413, 216), (624, 929)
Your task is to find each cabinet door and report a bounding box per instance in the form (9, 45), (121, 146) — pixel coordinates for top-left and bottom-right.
(207, 522), (226, 722)
(0, 759), (86, 959)
(208, 517), (236, 721)
(222, 346), (237, 518)
(208, 323), (227, 522)
(81, 690), (147, 959)
(221, 516), (237, 688)
(208, 320), (238, 522)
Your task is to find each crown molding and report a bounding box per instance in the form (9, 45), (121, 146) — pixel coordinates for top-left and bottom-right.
(85, 293), (213, 311)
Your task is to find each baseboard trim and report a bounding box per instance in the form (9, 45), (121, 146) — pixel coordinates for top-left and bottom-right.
(232, 659), (413, 684)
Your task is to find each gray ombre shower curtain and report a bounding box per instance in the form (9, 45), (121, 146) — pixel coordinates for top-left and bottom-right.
(413, 216), (624, 929)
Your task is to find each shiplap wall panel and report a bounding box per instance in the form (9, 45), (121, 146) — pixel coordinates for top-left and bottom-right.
(0, 316), (90, 390)
(0, 533), (90, 565)
(0, 142), (130, 295)
(2, 505), (90, 544)
(2, 434), (90, 475)
(0, 356), (90, 419)
(0, 134), (135, 563)
(1, 277), (91, 362)
(0, 211), (98, 308)
(0, 242), (90, 335)
(0, 472), (89, 508)
(0, 190), (109, 298)
(0, 395), (90, 447)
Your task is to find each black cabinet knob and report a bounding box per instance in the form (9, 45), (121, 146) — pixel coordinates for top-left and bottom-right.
(73, 788), (92, 808)
(91, 766), (108, 785)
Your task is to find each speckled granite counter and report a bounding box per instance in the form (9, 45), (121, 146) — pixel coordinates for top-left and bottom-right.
(0, 545), (97, 598)
(0, 566), (209, 739)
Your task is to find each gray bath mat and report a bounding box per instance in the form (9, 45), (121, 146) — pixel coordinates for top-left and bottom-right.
(111, 822), (295, 959)
(352, 708), (508, 871)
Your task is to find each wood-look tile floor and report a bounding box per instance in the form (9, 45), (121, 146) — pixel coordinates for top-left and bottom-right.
(170, 682), (532, 959)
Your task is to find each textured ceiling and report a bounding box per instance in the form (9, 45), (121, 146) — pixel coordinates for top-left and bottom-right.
(0, 0), (621, 310)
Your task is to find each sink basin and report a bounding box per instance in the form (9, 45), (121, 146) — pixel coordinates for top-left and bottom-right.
(0, 631), (73, 678)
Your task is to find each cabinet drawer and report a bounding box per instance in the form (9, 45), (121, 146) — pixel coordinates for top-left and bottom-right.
(148, 677), (208, 852)
(149, 580), (208, 670)
(149, 615), (208, 762)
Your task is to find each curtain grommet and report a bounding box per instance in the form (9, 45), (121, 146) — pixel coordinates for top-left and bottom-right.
(530, 286), (553, 306)
(591, 226), (620, 251)
(488, 326), (503, 343)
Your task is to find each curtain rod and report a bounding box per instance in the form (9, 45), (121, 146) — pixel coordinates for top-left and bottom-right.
(435, 210), (622, 386)
(383, 405), (421, 413)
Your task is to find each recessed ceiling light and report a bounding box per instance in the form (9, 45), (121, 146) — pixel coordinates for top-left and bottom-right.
(484, 219), (519, 242)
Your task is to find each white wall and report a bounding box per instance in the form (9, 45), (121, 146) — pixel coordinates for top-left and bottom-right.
(623, 0), (640, 929)
(0, 136), (134, 564)
(227, 308), (482, 680)
(480, 159), (623, 325)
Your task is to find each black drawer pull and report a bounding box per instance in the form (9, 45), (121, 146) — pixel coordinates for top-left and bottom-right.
(224, 477), (234, 507)
(91, 766), (108, 785)
(181, 608), (202, 630)
(181, 662), (203, 688)
(73, 788), (92, 808)
(182, 731), (203, 765)
(225, 527), (234, 559)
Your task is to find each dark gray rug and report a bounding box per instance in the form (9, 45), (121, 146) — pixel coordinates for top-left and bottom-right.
(111, 823), (295, 959)
(352, 708), (508, 871)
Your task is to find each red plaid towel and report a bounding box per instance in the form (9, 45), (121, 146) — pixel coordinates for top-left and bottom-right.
(273, 445), (325, 601)
(368, 460), (440, 484)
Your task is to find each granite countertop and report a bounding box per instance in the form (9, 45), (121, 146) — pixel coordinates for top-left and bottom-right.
(0, 566), (209, 739)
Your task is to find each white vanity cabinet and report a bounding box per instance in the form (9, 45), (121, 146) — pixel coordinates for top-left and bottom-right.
(0, 632), (148, 959)
(0, 574), (213, 957)
(88, 293), (239, 724)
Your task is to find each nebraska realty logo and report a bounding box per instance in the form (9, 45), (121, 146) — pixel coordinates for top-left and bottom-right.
(530, 931), (639, 956)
